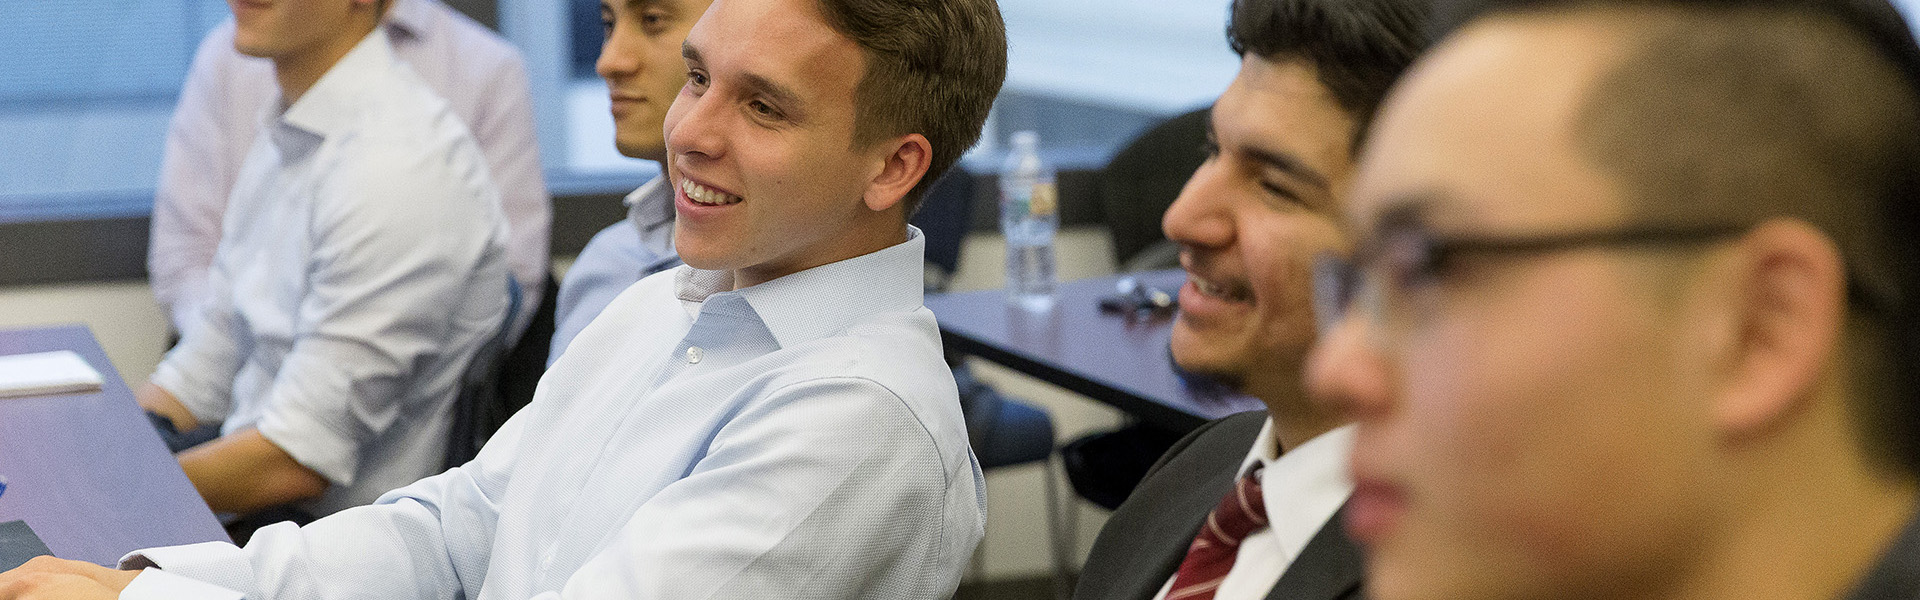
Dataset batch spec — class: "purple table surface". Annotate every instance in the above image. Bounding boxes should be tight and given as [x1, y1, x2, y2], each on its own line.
[926, 270, 1264, 433]
[0, 325, 229, 566]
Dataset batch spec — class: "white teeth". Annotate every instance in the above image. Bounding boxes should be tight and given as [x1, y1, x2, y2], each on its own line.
[1192, 276, 1247, 302]
[682, 180, 742, 206]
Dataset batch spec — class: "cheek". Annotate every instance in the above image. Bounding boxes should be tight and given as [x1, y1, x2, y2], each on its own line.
[1246, 215, 1339, 341]
[1396, 277, 1711, 587]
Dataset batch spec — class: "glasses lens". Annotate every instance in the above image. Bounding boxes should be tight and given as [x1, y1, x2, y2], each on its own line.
[1313, 252, 1353, 335]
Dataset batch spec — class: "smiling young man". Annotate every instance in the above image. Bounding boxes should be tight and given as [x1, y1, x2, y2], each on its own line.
[1072, 0, 1429, 599]
[1307, 0, 1920, 599]
[0, 0, 1005, 598]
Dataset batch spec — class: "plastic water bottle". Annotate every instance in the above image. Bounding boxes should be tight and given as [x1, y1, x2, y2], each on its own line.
[1000, 130, 1058, 310]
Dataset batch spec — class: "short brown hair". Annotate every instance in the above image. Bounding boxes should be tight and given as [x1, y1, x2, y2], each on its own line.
[812, 0, 1008, 214]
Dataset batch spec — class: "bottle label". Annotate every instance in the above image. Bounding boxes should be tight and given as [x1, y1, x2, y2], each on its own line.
[1030, 183, 1057, 217]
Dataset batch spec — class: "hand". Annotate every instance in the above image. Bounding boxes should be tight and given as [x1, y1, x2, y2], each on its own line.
[0, 556, 138, 600]
[136, 382, 198, 433]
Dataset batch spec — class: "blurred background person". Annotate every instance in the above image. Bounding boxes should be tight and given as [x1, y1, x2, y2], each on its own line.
[150, 0, 547, 347]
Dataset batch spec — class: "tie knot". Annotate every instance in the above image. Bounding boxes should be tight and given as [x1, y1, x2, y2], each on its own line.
[1206, 465, 1268, 543]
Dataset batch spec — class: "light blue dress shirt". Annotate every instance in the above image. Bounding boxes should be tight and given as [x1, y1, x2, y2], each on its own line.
[148, 29, 510, 517]
[549, 175, 680, 365]
[125, 227, 987, 599]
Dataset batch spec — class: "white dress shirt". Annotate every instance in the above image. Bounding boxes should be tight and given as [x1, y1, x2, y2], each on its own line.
[123, 227, 986, 600]
[149, 30, 511, 517]
[1151, 422, 1357, 600]
[548, 175, 681, 364]
[150, 0, 549, 336]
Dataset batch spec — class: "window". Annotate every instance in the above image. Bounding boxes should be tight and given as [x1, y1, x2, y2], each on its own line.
[504, 0, 1241, 184]
[0, 0, 229, 222]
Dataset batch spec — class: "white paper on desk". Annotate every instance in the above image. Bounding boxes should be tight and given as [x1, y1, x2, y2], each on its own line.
[0, 350, 104, 398]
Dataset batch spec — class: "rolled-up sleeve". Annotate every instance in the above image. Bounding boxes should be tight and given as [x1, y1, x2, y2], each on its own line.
[150, 256, 248, 427]
[253, 144, 507, 486]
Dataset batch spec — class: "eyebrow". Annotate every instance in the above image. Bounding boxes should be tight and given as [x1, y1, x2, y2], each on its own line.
[682, 42, 809, 121]
[1206, 121, 1332, 192]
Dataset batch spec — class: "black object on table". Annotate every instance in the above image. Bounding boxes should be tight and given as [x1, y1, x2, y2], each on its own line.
[925, 269, 1263, 434]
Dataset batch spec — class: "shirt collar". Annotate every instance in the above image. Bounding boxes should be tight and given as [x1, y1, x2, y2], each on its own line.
[275, 28, 394, 150]
[673, 226, 926, 348]
[383, 0, 432, 41]
[624, 175, 677, 260]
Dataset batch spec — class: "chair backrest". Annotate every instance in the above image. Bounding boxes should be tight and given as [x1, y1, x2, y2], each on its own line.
[910, 169, 977, 292]
[443, 277, 525, 469]
[1098, 107, 1211, 268]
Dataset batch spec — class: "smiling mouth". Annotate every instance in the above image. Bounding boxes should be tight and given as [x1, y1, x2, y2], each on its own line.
[682, 179, 743, 206]
[1189, 274, 1253, 303]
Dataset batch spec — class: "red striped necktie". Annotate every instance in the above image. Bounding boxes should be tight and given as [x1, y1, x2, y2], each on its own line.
[1164, 465, 1268, 600]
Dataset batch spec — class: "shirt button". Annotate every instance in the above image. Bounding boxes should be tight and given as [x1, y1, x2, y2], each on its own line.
[686, 346, 703, 364]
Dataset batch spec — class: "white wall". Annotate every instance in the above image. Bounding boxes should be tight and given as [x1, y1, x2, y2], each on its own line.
[0, 280, 170, 387]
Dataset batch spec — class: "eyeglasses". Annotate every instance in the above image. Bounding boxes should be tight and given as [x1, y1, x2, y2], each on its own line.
[1312, 214, 1751, 339]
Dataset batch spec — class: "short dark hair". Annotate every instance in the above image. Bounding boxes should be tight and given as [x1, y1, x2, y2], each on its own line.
[1226, 0, 1434, 144]
[1442, 0, 1920, 476]
[812, 0, 1008, 214]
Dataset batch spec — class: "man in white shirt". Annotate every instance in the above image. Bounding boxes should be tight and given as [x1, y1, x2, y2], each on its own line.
[0, 0, 1005, 597]
[134, 0, 511, 520]
[1073, 0, 1430, 598]
[150, 0, 548, 339]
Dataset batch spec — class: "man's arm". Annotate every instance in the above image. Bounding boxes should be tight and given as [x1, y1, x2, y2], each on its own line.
[0, 557, 140, 600]
[179, 429, 329, 514]
[113, 407, 534, 600]
[237, 145, 507, 500]
[553, 378, 980, 598]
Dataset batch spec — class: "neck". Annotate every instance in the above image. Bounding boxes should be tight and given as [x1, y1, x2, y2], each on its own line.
[274, 20, 379, 104]
[1257, 370, 1343, 451]
[730, 220, 908, 291]
[1661, 392, 1918, 600]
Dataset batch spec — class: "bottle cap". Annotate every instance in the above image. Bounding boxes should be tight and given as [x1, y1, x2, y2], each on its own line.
[1010, 130, 1040, 151]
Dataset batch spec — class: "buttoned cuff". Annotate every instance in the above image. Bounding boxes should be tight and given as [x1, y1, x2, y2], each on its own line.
[119, 568, 243, 600]
[149, 362, 225, 427]
[257, 404, 359, 486]
[119, 542, 254, 598]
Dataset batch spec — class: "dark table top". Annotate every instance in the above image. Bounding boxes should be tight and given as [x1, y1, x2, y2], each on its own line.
[0, 325, 228, 566]
[926, 270, 1264, 433]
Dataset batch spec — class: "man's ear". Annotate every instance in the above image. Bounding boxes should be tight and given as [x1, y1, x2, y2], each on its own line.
[1713, 219, 1847, 441]
[863, 133, 932, 213]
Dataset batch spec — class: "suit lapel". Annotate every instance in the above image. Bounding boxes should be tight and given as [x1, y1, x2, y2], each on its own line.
[1125, 456, 1245, 596]
[1265, 505, 1365, 600]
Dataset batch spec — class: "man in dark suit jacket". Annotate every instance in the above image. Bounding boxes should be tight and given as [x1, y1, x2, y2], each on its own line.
[1305, 0, 1920, 599]
[1073, 0, 1430, 598]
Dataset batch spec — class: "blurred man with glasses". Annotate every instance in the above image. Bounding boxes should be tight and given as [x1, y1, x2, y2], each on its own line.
[1308, 0, 1920, 598]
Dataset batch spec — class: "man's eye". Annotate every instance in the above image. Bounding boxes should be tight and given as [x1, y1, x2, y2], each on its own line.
[687, 71, 709, 87]
[748, 100, 779, 119]
[641, 11, 668, 30]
